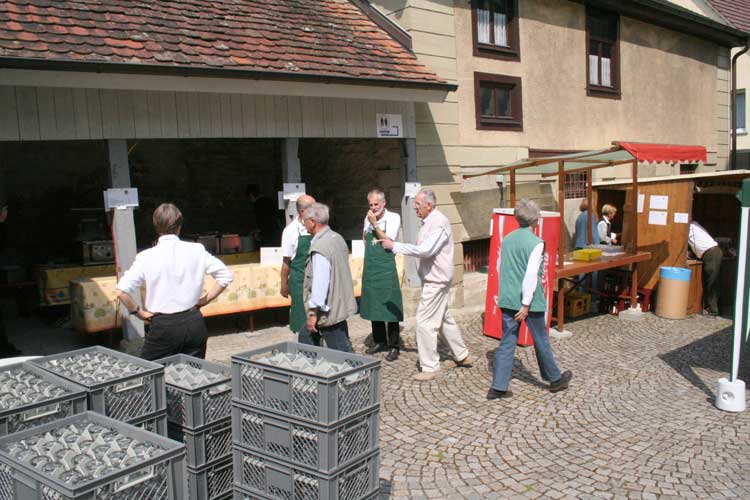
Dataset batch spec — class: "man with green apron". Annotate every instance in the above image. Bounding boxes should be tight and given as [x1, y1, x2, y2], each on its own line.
[280, 194, 316, 333]
[361, 189, 403, 361]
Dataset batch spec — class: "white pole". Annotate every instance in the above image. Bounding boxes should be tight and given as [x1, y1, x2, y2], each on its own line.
[732, 207, 749, 382]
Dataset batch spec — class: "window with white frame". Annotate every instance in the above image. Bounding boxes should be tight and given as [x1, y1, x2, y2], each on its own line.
[737, 89, 746, 132]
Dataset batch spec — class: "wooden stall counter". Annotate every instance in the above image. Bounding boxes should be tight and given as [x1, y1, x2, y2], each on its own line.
[70, 255, 404, 334]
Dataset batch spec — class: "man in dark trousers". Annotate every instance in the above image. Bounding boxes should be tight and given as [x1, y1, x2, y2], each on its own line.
[117, 203, 233, 360]
[688, 220, 722, 316]
[298, 203, 357, 352]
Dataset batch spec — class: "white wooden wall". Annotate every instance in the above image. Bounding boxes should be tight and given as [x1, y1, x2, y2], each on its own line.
[0, 86, 417, 141]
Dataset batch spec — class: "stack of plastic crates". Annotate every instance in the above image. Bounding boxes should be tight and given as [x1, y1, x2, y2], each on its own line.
[0, 411, 185, 500]
[0, 361, 87, 437]
[157, 354, 233, 500]
[30, 346, 167, 435]
[231, 342, 381, 500]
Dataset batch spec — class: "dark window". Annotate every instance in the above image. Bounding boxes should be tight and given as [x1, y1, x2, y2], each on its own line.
[472, 0, 520, 61]
[475, 73, 523, 131]
[737, 89, 746, 131]
[680, 164, 698, 175]
[564, 171, 588, 199]
[586, 8, 620, 99]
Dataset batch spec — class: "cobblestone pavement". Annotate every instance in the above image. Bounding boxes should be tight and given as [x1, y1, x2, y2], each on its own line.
[197, 309, 750, 500]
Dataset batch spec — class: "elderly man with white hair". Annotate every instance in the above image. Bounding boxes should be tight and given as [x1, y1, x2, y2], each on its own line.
[299, 202, 357, 352]
[381, 189, 474, 381]
[487, 198, 572, 400]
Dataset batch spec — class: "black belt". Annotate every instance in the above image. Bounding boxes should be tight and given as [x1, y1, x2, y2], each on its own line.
[151, 306, 198, 318]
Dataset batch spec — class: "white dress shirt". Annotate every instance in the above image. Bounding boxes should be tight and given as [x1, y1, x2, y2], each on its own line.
[688, 221, 718, 258]
[521, 242, 545, 306]
[597, 218, 615, 244]
[308, 252, 331, 311]
[281, 219, 309, 259]
[116, 235, 233, 314]
[363, 209, 401, 240]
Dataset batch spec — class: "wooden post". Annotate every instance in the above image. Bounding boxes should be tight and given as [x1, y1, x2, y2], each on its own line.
[557, 160, 566, 333]
[107, 139, 144, 341]
[586, 168, 593, 245]
[631, 159, 639, 306]
[510, 168, 517, 207]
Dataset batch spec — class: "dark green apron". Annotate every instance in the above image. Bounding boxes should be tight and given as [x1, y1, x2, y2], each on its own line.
[360, 232, 404, 322]
[289, 232, 312, 332]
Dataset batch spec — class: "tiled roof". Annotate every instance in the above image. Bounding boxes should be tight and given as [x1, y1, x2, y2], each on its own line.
[0, 0, 449, 88]
[706, 0, 750, 33]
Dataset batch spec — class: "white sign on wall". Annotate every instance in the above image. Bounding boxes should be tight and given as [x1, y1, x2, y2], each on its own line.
[104, 188, 139, 210]
[376, 114, 403, 138]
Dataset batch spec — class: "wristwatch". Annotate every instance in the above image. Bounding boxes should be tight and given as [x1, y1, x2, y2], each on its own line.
[129, 305, 140, 316]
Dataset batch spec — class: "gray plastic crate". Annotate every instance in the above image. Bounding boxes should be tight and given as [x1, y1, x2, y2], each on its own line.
[232, 342, 380, 427]
[187, 455, 233, 500]
[156, 354, 232, 430]
[232, 403, 378, 473]
[168, 417, 232, 468]
[234, 446, 379, 500]
[0, 361, 87, 437]
[31, 346, 166, 423]
[233, 485, 379, 500]
[0, 411, 185, 500]
[130, 409, 168, 437]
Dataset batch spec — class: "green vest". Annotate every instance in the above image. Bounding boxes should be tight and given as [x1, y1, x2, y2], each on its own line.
[498, 227, 547, 312]
[303, 227, 358, 327]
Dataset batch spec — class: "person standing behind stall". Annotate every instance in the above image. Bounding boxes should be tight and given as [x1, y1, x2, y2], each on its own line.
[116, 203, 233, 360]
[487, 199, 572, 400]
[280, 194, 316, 333]
[597, 204, 618, 245]
[299, 203, 357, 352]
[574, 199, 598, 249]
[688, 220, 722, 317]
[361, 189, 403, 362]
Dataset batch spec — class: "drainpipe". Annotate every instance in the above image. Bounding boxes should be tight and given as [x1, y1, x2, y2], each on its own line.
[731, 39, 750, 170]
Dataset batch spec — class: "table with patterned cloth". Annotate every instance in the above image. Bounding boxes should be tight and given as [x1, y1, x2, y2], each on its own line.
[70, 255, 404, 334]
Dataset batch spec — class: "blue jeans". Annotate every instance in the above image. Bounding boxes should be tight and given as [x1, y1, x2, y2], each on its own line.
[298, 320, 352, 352]
[490, 309, 562, 391]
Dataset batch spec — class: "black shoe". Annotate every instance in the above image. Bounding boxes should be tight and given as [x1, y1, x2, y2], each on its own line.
[486, 388, 513, 400]
[550, 370, 572, 393]
[385, 348, 399, 362]
[365, 343, 386, 355]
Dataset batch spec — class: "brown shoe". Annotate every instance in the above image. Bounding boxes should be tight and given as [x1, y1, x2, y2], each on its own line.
[413, 371, 438, 382]
[454, 354, 476, 368]
[486, 388, 513, 400]
[549, 370, 572, 393]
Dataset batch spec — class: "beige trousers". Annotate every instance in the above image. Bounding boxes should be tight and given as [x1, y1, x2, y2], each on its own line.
[416, 284, 469, 372]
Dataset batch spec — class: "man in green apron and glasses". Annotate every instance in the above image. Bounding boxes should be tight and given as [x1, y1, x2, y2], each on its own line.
[280, 194, 316, 333]
[361, 189, 403, 361]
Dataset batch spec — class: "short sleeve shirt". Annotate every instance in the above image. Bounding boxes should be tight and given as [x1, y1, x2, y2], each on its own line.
[281, 219, 309, 259]
[362, 209, 401, 241]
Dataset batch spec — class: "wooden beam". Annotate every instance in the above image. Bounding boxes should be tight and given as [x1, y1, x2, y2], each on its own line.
[587, 169, 593, 245]
[631, 158, 639, 307]
[558, 160, 565, 268]
[510, 169, 517, 207]
[540, 159, 635, 178]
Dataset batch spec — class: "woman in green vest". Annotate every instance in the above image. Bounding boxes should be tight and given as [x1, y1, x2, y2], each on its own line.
[360, 189, 404, 361]
[487, 198, 572, 400]
[280, 195, 316, 333]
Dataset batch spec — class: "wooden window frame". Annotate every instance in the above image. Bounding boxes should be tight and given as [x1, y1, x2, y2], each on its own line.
[474, 72, 523, 131]
[586, 7, 621, 100]
[471, 0, 520, 62]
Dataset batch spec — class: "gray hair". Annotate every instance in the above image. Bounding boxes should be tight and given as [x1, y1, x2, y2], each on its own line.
[514, 198, 540, 227]
[303, 203, 330, 225]
[418, 189, 437, 206]
[367, 189, 386, 202]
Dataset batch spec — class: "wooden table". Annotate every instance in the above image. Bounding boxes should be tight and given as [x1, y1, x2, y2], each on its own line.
[555, 251, 652, 332]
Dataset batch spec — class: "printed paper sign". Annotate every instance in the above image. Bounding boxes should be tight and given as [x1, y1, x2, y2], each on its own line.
[648, 210, 668, 226]
[376, 114, 403, 138]
[637, 193, 645, 213]
[404, 182, 421, 198]
[282, 183, 306, 201]
[674, 212, 689, 224]
[649, 195, 669, 211]
[352, 240, 365, 258]
[260, 247, 283, 266]
[104, 188, 139, 210]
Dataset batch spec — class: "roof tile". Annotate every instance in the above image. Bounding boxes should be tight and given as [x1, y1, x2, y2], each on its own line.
[0, 0, 446, 86]
[706, 0, 750, 33]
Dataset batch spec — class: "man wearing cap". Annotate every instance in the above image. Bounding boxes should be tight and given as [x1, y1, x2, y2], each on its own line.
[280, 194, 316, 333]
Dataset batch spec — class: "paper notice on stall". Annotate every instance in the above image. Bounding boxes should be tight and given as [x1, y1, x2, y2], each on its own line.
[649, 195, 669, 211]
[648, 210, 668, 226]
[260, 247, 283, 266]
[637, 193, 645, 213]
[283, 183, 306, 201]
[674, 212, 689, 224]
[352, 240, 365, 258]
[405, 182, 421, 198]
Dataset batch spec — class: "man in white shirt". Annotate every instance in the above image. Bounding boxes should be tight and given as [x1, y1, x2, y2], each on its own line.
[361, 189, 403, 362]
[381, 189, 474, 381]
[117, 203, 233, 360]
[280, 194, 316, 333]
[688, 220, 722, 316]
